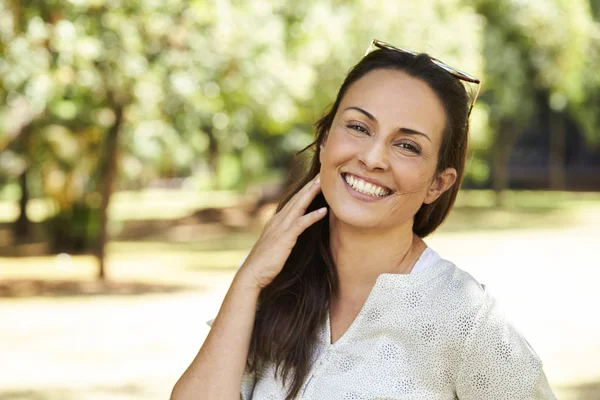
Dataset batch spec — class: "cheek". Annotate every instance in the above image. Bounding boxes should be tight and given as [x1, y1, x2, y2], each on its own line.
[390, 159, 432, 189]
[321, 130, 357, 165]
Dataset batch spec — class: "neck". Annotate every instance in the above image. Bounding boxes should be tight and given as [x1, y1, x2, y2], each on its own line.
[328, 214, 426, 293]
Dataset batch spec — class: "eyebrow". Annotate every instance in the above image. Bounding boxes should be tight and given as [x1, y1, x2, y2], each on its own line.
[344, 106, 432, 142]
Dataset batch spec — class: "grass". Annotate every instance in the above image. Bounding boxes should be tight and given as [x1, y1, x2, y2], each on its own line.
[0, 231, 257, 296]
[0, 189, 244, 223]
[2, 188, 600, 225]
[1, 188, 600, 286]
[1, 190, 599, 289]
[455, 189, 600, 208]
[440, 190, 600, 232]
[108, 189, 244, 221]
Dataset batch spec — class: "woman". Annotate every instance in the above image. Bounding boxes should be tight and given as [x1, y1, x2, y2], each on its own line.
[172, 41, 556, 399]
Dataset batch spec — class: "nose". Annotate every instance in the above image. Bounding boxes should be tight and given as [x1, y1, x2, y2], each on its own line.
[358, 140, 388, 171]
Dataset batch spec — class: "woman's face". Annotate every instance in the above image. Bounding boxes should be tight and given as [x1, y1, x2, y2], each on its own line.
[319, 68, 457, 232]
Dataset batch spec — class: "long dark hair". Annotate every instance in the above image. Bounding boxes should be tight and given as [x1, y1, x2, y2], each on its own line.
[247, 48, 471, 399]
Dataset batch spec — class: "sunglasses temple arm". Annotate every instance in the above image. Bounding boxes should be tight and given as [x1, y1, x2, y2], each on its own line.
[468, 83, 481, 116]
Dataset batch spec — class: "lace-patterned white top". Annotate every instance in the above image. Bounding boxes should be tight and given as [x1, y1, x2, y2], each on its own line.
[237, 249, 556, 399]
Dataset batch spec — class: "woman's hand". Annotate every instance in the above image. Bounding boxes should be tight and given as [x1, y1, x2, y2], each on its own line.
[171, 177, 326, 399]
[240, 174, 327, 290]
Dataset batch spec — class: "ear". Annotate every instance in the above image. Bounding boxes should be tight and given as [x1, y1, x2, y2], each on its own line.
[423, 167, 457, 204]
[319, 132, 329, 156]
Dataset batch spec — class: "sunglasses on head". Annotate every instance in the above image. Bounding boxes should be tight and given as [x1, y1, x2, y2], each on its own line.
[365, 39, 481, 116]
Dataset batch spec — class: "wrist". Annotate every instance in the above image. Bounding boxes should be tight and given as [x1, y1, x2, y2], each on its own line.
[233, 266, 263, 296]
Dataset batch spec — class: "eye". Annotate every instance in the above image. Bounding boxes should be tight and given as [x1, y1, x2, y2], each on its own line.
[347, 123, 370, 135]
[395, 142, 422, 154]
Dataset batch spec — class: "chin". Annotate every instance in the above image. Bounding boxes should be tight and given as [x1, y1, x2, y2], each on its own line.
[332, 212, 383, 230]
[325, 199, 390, 230]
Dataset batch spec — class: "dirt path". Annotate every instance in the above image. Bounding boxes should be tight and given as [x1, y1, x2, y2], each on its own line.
[0, 272, 233, 400]
[1, 226, 599, 399]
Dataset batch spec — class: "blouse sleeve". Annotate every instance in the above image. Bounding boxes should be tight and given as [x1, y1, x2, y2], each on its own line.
[205, 319, 257, 400]
[455, 294, 556, 399]
[240, 369, 256, 400]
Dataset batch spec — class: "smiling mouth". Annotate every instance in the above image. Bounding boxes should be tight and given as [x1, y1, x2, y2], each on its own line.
[342, 173, 393, 197]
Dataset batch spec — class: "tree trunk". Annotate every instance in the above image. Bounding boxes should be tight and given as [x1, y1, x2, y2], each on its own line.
[491, 119, 516, 207]
[13, 122, 32, 241]
[206, 126, 219, 189]
[14, 168, 31, 240]
[95, 103, 123, 281]
[549, 111, 566, 191]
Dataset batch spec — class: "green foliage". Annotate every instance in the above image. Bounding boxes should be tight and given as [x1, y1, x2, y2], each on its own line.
[466, 0, 600, 186]
[43, 200, 100, 253]
[0, 0, 599, 246]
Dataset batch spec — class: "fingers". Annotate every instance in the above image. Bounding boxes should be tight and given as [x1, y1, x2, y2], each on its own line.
[288, 206, 328, 236]
[276, 174, 320, 216]
[280, 175, 323, 226]
[244, 176, 327, 289]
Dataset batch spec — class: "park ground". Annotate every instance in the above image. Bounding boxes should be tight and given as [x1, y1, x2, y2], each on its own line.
[0, 190, 599, 400]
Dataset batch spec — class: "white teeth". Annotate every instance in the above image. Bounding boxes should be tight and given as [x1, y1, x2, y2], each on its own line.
[343, 174, 390, 197]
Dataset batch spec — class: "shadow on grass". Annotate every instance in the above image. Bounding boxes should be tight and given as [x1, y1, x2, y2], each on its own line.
[439, 205, 575, 233]
[0, 383, 146, 400]
[0, 279, 196, 298]
[110, 230, 258, 253]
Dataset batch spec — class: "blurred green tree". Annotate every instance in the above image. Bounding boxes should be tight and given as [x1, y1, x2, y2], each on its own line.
[0, 0, 598, 279]
[474, 0, 598, 203]
[0, 0, 215, 276]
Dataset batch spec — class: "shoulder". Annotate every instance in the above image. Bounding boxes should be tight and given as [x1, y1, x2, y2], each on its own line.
[425, 260, 520, 345]
[441, 263, 556, 398]
[426, 259, 491, 312]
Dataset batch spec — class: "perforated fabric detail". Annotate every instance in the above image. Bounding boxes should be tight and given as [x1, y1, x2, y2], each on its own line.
[242, 259, 556, 399]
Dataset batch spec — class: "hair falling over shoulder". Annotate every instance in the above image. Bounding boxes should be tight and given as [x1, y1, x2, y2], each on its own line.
[247, 146, 337, 399]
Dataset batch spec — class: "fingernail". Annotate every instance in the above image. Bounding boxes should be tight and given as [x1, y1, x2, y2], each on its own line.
[318, 207, 327, 214]
[314, 177, 320, 185]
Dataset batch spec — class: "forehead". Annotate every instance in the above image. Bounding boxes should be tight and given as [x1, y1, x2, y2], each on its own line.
[339, 69, 447, 138]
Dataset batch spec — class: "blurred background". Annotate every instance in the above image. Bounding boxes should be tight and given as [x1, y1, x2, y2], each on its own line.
[0, 0, 599, 399]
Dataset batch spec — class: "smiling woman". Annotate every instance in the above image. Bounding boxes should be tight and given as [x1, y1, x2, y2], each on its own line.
[171, 42, 556, 400]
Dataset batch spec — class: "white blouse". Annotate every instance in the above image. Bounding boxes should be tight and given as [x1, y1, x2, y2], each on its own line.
[239, 251, 556, 399]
